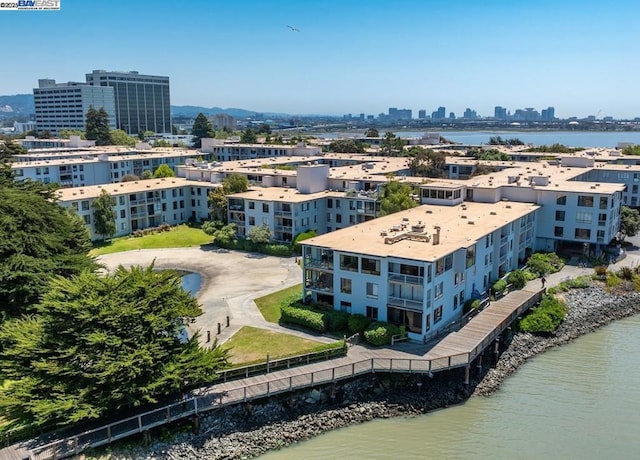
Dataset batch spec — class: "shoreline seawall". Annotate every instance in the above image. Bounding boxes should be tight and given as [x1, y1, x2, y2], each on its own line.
[94, 286, 640, 460]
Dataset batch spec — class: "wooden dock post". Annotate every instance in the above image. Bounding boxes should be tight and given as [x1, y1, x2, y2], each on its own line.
[464, 365, 470, 385]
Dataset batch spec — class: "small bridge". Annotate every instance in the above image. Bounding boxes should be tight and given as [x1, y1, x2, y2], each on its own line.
[4, 286, 545, 460]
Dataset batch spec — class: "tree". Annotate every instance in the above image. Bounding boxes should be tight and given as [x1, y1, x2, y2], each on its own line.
[620, 206, 640, 238]
[191, 113, 214, 148]
[59, 129, 86, 140]
[0, 138, 26, 160]
[257, 124, 272, 135]
[240, 128, 258, 144]
[153, 164, 175, 178]
[110, 129, 137, 147]
[0, 265, 230, 430]
[407, 147, 447, 177]
[364, 128, 379, 137]
[92, 189, 116, 241]
[85, 107, 112, 146]
[380, 132, 405, 156]
[327, 139, 365, 153]
[248, 224, 272, 244]
[141, 170, 153, 180]
[203, 223, 237, 246]
[153, 139, 172, 148]
[208, 174, 249, 222]
[121, 174, 140, 182]
[379, 180, 418, 216]
[0, 184, 95, 319]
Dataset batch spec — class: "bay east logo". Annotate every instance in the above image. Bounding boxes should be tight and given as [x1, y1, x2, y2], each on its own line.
[0, 0, 60, 10]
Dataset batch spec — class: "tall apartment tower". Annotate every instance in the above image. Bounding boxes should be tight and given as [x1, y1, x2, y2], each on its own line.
[33, 79, 116, 135]
[494, 106, 508, 120]
[85, 70, 171, 135]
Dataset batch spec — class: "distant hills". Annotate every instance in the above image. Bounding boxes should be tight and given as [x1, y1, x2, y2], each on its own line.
[0, 94, 35, 118]
[170, 105, 290, 119]
[0, 94, 289, 120]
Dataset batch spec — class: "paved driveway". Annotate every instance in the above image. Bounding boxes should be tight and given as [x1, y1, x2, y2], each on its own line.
[97, 247, 317, 345]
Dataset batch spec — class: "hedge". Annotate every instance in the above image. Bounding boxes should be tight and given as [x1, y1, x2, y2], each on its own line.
[492, 279, 507, 293]
[363, 321, 401, 346]
[463, 299, 481, 314]
[325, 310, 349, 332]
[280, 304, 326, 332]
[507, 269, 527, 289]
[348, 314, 371, 335]
[527, 252, 564, 276]
[519, 295, 567, 333]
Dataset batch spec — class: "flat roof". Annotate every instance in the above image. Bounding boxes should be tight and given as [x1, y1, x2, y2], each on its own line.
[303, 201, 539, 261]
[57, 177, 217, 201]
[229, 187, 349, 203]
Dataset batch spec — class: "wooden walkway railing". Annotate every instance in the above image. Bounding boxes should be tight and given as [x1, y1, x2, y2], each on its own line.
[15, 287, 545, 460]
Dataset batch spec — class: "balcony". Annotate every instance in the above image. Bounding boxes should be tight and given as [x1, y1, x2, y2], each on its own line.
[305, 259, 334, 271]
[388, 273, 424, 285]
[387, 296, 423, 312]
[305, 281, 334, 293]
[274, 209, 292, 217]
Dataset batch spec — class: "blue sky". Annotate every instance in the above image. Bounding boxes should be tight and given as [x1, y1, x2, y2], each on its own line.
[1, 0, 639, 118]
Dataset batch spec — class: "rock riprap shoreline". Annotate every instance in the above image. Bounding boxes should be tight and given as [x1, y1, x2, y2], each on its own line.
[93, 286, 640, 460]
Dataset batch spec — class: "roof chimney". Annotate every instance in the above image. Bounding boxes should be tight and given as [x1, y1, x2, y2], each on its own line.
[433, 225, 441, 245]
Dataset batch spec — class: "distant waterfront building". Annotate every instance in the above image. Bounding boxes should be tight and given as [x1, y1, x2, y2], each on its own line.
[85, 70, 171, 135]
[418, 109, 427, 119]
[33, 79, 116, 135]
[388, 108, 412, 121]
[432, 106, 446, 120]
[494, 106, 507, 120]
[541, 107, 555, 121]
[209, 113, 236, 131]
[463, 108, 477, 120]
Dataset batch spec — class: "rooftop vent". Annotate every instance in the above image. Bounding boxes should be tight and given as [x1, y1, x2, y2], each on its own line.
[490, 211, 497, 215]
[505, 205, 512, 209]
[468, 221, 475, 225]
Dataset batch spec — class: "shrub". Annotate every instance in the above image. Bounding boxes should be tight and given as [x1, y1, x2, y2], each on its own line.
[618, 266, 634, 281]
[527, 252, 564, 276]
[594, 265, 608, 279]
[492, 279, 508, 293]
[280, 304, 326, 332]
[463, 299, 481, 314]
[605, 273, 621, 289]
[348, 314, 371, 335]
[522, 269, 538, 281]
[507, 270, 527, 289]
[363, 322, 401, 346]
[262, 244, 292, 257]
[324, 310, 349, 332]
[519, 295, 567, 334]
[548, 275, 592, 294]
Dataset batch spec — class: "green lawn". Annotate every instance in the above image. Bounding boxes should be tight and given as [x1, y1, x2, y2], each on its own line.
[223, 326, 337, 364]
[254, 284, 302, 323]
[90, 224, 212, 256]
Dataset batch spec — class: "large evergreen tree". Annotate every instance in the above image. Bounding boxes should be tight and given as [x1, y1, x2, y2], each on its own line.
[207, 173, 249, 222]
[0, 265, 229, 429]
[85, 107, 112, 146]
[0, 184, 95, 319]
[191, 113, 214, 148]
[92, 189, 116, 241]
[153, 163, 176, 178]
[379, 180, 418, 216]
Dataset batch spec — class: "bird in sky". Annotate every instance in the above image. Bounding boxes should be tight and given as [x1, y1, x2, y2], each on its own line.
[287, 25, 300, 32]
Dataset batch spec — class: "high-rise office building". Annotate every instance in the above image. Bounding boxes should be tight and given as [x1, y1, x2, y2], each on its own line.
[418, 109, 427, 119]
[494, 106, 507, 120]
[33, 79, 116, 135]
[541, 106, 555, 121]
[86, 70, 171, 135]
[432, 106, 446, 120]
[463, 108, 477, 119]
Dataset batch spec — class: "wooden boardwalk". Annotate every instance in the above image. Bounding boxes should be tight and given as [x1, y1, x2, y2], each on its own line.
[3, 286, 545, 460]
[426, 286, 544, 363]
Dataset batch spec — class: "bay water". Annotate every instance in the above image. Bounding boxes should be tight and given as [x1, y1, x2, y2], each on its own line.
[261, 316, 640, 459]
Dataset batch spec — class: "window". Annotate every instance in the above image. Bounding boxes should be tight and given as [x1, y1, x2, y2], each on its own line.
[120, 209, 126, 218]
[249, 216, 255, 225]
[340, 254, 358, 272]
[81, 201, 90, 211]
[340, 301, 352, 313]
[336, 214, 342, 224]
[361, 257, 380, 275]
[262, 203, 269, 213]
[434, 306, 443, 323]
[249, 201, 255, 210]
[435, 254, 453, 275]
[83, 214, 90, 224]
[327, 199, 333, 209]
[598, 213, 607, 226]
[574, 228, 591, 240]
[119, 196, 125, 205]
[577, 195, 594, 207]
[366, 306, 378, 321]
[554, 226, 564, 237]
[599, 197, 608, 209]
[597, 230, 605, 242]
[555, 210, 565, 221]
[466, 244, 476, 268]
[340, 278, 352, 294]
[454, 272, 465, 285]
[556, 194, 567, 205]
[387, 306, 422, 333]
[453, 295, 458, 310]
[434, 282, 444, 299]
[366, 282, 378, 299]
[576, 212, 592, 224]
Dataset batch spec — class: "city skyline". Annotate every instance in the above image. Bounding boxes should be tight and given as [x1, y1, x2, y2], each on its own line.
[1, 0, 639, 118]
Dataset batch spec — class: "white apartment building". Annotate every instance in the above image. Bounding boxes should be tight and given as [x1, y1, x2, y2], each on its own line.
[57, 178, 216, 240]
[301, 202, 539, 343]
[34, 79, 116, 135]
[12, 149, 212, 188]
[201, 139, 322, 161]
